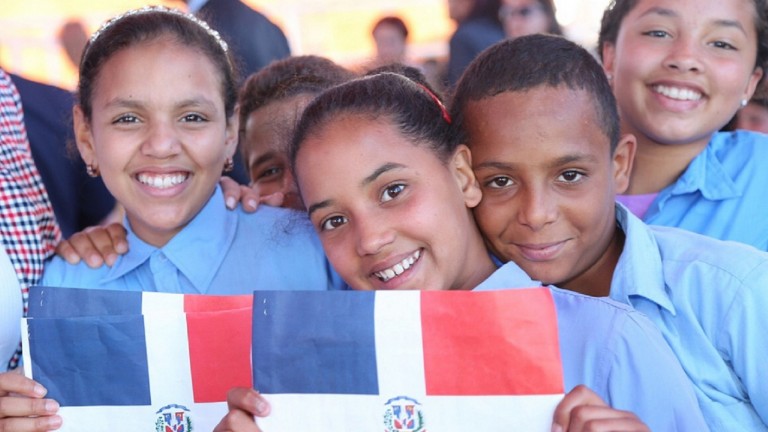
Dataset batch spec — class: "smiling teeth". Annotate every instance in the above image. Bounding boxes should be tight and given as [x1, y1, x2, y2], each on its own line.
[137, 173, 188, 189]
[374, 250, 421, 282]
[653, 85, 702, 101]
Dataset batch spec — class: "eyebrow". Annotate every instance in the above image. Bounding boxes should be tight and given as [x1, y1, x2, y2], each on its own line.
[474, 153, 599, 171]
[306, 162, 406, 218]
[307, 199, 332, 218]
[362, 162, 406, 186]
[103, 96, 218, 111]
[639, 6, 747, 35]
[250, 151, 278, 169]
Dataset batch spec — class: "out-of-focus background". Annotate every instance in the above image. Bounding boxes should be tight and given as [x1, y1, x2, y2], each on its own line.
[0, 0, 610, 90]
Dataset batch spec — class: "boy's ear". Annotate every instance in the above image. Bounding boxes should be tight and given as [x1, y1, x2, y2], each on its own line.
[743, 67, 764, 103]
[73, 105, 97, 169]
[601, 42, 616, 84]
[452, 144, 483, 208]
[612, 133, 636, 195]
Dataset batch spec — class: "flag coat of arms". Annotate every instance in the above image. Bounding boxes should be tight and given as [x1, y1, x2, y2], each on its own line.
[23, 286, 564, 431]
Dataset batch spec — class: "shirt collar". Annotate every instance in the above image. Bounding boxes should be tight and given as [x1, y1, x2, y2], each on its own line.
[474, 258, 541, 291]
[612, 203, 676, 314]
[101, 186, 236, 291]
[667, 138, 741, 200]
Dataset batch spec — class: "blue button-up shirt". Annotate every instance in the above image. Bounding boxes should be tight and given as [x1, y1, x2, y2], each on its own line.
[642, 130, 768, 250]
[612, 203, 768, 430]
[475, 261, 708, 432]
[42, 187, 347, 293]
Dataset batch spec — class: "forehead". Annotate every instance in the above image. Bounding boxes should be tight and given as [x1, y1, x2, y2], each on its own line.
[94, 37, 222, 98]
[625, 0, 758, 28]
[245, 95, 312, 153]
[464, 86, 610, 155]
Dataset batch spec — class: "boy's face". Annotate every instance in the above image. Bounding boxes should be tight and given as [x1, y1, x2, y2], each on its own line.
[465, 85, 634, 288]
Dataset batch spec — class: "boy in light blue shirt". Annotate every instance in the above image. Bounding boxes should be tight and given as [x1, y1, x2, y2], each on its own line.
[452, 34, 768, 430]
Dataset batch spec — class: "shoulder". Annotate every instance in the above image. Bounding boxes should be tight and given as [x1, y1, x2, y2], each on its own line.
[708, 130, 768, 168]
[41, 256, 110, 288]
[451, 19, 504, 46]
[651, 225, 768, 282]
[549, 287, 668, 350]
[233, 205, 320, 248]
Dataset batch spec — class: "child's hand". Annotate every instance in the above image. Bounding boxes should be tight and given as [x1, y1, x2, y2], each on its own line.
[213, 387, 270, 432]
[552, 385, 649, 432]
[0, 371, 62, 431]
[221, 176, 285, 213]
[55, 223, 128, 268]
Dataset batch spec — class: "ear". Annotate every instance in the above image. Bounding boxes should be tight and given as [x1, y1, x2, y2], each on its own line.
[601, 42, 616, 84]
[224, 105, 240, 161]
[612, 133, 636, 195]
[73, 105, 97, 167]
[451, 144, 483, 208]
[742, 67, 764, 102]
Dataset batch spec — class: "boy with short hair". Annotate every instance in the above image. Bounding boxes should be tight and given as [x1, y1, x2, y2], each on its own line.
[452, 34, 768, 430]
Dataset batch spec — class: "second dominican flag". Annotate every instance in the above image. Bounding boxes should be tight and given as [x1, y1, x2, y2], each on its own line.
[252, 289, 564, 431]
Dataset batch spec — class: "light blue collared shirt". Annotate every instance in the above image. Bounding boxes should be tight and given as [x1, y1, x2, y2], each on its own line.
[640, 130, 768, 250]
[612, 203, 768, 430]
[475, 261, 708, 432]
[42, 187, 347, 294]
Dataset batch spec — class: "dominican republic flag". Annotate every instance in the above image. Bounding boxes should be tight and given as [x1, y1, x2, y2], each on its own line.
[23, 287, 253, 432]
[252, 289, 564, 431]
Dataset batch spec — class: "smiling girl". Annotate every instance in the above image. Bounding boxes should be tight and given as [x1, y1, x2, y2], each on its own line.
[41, 7, 344, 294]
[599, 0, 768, 250]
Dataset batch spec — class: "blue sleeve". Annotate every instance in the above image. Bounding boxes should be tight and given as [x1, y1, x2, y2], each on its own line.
[605, 311, 709, 432]
[718, 260, 768, 425]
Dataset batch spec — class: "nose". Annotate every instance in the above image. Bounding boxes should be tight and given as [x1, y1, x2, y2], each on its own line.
[141, 120, 181, 158]
[354, 211, 395, 256]
[663, 35, 703, 73]
[516, 186, 557, 231]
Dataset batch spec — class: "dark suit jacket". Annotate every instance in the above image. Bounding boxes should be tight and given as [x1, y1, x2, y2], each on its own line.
[198, 0, 291, 78]
[10, 74, 115, 238]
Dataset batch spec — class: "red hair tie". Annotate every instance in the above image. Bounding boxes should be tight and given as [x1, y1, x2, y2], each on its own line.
[417, 83, 452, 124]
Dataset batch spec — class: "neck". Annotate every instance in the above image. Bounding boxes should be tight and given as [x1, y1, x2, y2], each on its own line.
[625, 133, 709, 195]
[458, 218, 499, 291]
[559, 226, 625, 297]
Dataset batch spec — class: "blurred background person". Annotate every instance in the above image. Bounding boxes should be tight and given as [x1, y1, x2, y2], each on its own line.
[498, 0, 562, 39]
[734, 97, 768, 134]
[57, 18, 88, 70]
[445, 0, 504, 88]
[371, 15, 410, 67]
[184, 0, 290, 78]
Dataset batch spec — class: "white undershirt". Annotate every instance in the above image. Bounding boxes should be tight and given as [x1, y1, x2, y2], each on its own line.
[0, 247, 22, 372]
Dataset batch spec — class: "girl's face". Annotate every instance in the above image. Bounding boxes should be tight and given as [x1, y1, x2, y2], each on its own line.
[295, 114, 493, 291]
[74, 38, 238, 247]
[243, 95, 309, 210]
[602, 0, 763, 148]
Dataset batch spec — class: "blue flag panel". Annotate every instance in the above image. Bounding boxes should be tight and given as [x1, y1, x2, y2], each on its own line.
[252, 291, 379, 395]
[27, 315, 151, 406]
